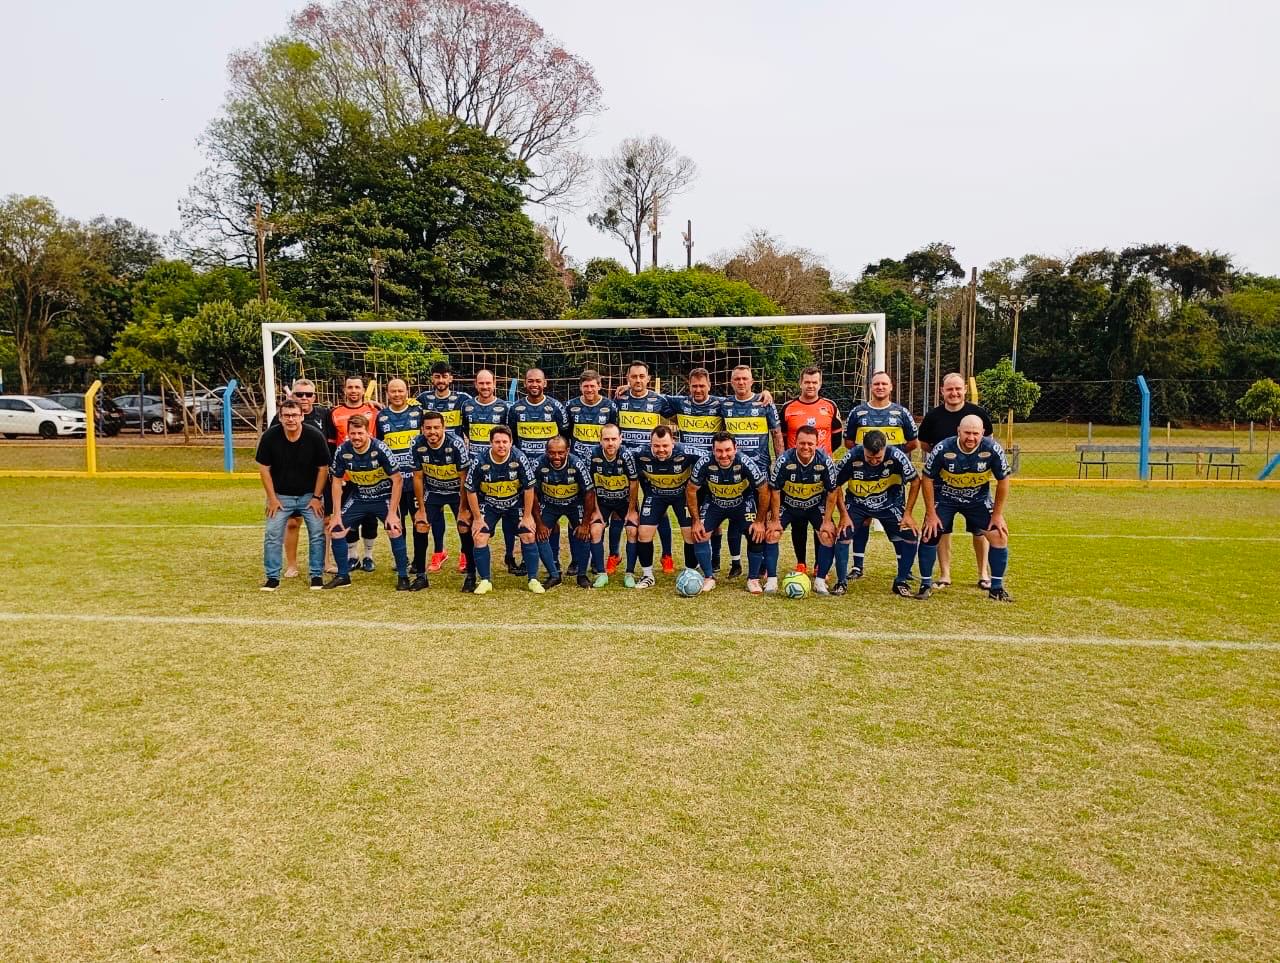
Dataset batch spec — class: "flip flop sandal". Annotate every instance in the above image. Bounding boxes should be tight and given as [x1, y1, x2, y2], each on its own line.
[978, 579, 992, 590]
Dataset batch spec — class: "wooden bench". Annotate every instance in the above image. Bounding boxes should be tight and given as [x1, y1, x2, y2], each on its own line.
[1076, 444, 1242, 479]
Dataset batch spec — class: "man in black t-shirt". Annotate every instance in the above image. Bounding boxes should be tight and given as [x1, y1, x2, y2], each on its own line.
[271, 378, 338, 576]
[255, 398, 331, 591]
[918, 372, 994, 588]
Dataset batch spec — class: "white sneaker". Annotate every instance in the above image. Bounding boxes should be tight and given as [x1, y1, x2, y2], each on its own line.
[527, 578, 545, 594]
[764, 577, 778, 594]
[473, 579, 493, 595]
[813, 577, 829, 596]
[635, 574, 655, 589]
[700, 577, 716, 593]
[746, 578, 763, 595]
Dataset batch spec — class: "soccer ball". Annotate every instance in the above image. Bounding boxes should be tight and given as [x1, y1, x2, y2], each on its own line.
[676, 568, 705, 597]
[781, 572, 811, 599]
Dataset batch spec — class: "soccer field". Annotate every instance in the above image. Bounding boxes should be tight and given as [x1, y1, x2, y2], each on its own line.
[2, 479, 1278, 960]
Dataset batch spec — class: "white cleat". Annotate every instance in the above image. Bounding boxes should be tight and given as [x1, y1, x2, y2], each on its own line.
[700, 577, 716, 593]
[763, 577, 778, 594]
[746, 578, 763, 595]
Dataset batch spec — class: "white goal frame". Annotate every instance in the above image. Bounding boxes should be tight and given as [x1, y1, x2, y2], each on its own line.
[260, 314, 886, 422]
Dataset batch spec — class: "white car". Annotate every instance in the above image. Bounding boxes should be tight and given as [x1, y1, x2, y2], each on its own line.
[0, 395, 88, 438]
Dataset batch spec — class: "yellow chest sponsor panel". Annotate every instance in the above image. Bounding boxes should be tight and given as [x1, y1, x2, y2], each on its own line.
[941, 469, 993, 488]
[725, 416, 768, 434]
[481, 479, 521, 498]
[517, 421, 558, 439]
[619, 411, 661, 430]
[678, 414, 723, 432]
[423, 463, 460, 481]
[347, 468, 388, 486]
[595, 472, 630, 492]
[540, 482, 581, 499]
[645, 470, 691, 490]
[783, 480, 826, 500]
[708, 479, 749, 499]
[381, 429, 418, 452]
[574, 423, 603, 442]
[854, 425, 906, 444]
[845, 476, 895, 498]
[468, 422, 496, 442]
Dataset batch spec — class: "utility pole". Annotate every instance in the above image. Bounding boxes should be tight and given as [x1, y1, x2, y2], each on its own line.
[682, 219, 693, 269]
[922, 307, 932, 416]
[998, 292, 1038, 372]
[649, 195, 660, 270]
[369, 250, 386, 316]
[252, 203, 275, 303]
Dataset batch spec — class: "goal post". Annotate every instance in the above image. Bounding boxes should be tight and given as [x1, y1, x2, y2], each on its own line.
[261, 314, 886, 422]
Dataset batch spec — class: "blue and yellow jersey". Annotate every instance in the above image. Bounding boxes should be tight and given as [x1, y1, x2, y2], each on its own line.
[416, 389, 472, 431]
[690, 452, 766, 511]
[410, 432, 470, 500]
[533, 454, 592, 509]
[669, 396, 725, 457]
[508, 395, 567, 458]
[635, 443, 697, 498]
[769, 448, 838, 512]
[331, 439, 398, 501]
[722, 395, 780, 470]
[847, 401, 918, 448]
[924, 436, 1011, 507]
[616, 390, 676, 451]
[835, 445, 917, 513]
[565, 396, 617, 460]
[374, 404, 423, 475]
[459, 397, 511, 456]
[464, 450, 534, 513]
[588, 446, 638, 503]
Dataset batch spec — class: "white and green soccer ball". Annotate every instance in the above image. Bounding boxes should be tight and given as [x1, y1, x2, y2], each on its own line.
[781, 572, 811, 599]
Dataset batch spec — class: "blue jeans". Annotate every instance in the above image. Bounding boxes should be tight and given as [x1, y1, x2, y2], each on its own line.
[264, 494, 326, 578]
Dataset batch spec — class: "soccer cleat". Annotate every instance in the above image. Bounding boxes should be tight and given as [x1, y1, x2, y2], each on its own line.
[460, 574, 477, 593]
[592, 572, 609, 589]
[763, 576, 779, 594]
[746, 578, 763, 595]
[428, 551, 448, 574]
[361, 556, 375, 573]
[457, 553, 468, 574]
[605, 554, 621, 575]
[576, 573, 593, 589]
[988, 587, 1014, 603]
[310, 575, 324, 590]
[283, 566, 299, 579]
[831, 581, 848, 596]
[527, 578, 545, 594]
[566, 561, 579, 577]
[544, 574, 563, 590]
[661, 555, 675, 575]
[813, 578, 830, 596]
[623, 573, 636, 589]
[892, 581, 914, 598]
[410, 574, 429, 592]
[507, 558, 527, 577]
[473, 578, 493, 595]
[396, 576, 413, 592]
[794, 563, 807, 576]
[915, 584, 933, 600]
[700, 577, 717, 593]
[322, 574, 352, 590]
[849, 567, 864, 581]
[728, 560, 743, 579]
[260, 577, 280, 592]
[635, 574, 656, 589]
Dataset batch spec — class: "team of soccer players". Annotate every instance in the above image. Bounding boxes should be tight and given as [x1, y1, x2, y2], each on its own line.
[260, 361, 1015, 601]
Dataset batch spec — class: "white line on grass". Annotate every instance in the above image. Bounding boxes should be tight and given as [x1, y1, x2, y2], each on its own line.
[1, 611, 1275, 653]
[9, 523, 1280, 542]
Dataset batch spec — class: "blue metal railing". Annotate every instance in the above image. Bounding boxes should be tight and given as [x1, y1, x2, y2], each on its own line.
[1136, 375, 1151, 481]
[221, 380, 238, 474]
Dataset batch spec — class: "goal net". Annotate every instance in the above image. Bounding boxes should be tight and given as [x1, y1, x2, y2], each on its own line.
[261, 315, 886, 419]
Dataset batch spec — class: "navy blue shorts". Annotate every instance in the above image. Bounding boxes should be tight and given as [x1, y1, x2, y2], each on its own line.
[479, 505, 532, 537]
[840, 507, 906, 541]
[936, 501, 992, 535]
[338, 498, 394, 535]
[596, 497, 630, 523]
[639, 493, 690, 527]
[702, 498, 754, 532]
[540, 504, 585, 532]
[779, 505, 825, 530]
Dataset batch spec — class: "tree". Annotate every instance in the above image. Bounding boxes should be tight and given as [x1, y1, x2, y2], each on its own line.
[975, 358, 1041, 420]
[588, 136, 697, 274]
[718, 231, 847, 315]
[573, 268, 777, 320]
[863, 242, 963, 299]
[0, 195, 92, 392]
[180, 299, 291, 407]
[1239, 378, 1280, 458]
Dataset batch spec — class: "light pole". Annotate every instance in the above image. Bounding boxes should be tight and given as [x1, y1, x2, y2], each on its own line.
[997, 292, 1038, 372]
[369, 251, 386, 316]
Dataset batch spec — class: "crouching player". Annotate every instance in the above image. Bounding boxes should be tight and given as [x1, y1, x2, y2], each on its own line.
[533, 436, 597, 589]
[628, 425, 698, 589]
[834, 429, 922, 597]
[409, 410, 472, 592]
[685, 432, 771, 593]
[765, 425, 839, 594]
[587, 424, 638, 588]
[324, 414, 409, 590]
[464, 425, 538, 595]
[919, 414, 1014, 601]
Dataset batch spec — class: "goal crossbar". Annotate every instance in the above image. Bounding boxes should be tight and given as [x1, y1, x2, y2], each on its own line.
[261, 314, 886, 421]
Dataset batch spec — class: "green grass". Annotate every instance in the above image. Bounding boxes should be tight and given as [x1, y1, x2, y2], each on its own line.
[2, 479, 1278, 960]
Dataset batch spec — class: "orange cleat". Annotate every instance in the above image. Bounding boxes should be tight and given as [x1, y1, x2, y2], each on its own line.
[605, 554, 620, 575]
[457, 553, 468, 574]
[661, 555, 675, 575]
[428, 551, 448, 573]
[794, 563, 808, 575]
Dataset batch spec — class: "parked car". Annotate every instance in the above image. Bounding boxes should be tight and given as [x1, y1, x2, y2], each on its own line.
[45, 392, 126, 437]
[111, 394, 184, 434]
[181, 387, 260, 430]
[0, 395, 87, 438]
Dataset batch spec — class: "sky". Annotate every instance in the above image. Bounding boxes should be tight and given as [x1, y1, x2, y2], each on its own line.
[3, 0, 1278, 279]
